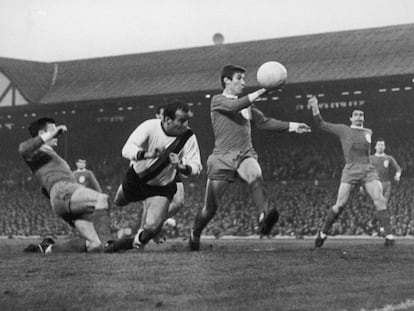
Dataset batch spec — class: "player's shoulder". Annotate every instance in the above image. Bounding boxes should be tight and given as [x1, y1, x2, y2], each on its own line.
[363, 127, 372, 134]
[211, 94, 228, 103]
[212, 93, 224, 100]
[140, 118, 161, 129]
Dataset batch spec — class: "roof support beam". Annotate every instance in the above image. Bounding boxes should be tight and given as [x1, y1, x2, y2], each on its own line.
[0, 82, 12, 104]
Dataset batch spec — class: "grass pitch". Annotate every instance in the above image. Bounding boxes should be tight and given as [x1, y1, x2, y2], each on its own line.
[0, 237, 413, 311]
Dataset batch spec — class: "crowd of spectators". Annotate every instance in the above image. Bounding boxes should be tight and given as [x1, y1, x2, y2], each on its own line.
[1, 136, 413, 238]
[1, 98, 414, 238]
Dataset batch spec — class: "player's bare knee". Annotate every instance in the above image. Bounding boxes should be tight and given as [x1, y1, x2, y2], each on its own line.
[332, 205, 343, 214]
[248, 177, 263, 189]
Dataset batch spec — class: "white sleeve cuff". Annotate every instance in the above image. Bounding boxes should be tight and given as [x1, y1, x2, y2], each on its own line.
[40, 132, 54, 142]
[288, 122, 300, 132]
[395, 171, 402, 178]
[248, 91, 260, 103]
[122, 145, 142, 161]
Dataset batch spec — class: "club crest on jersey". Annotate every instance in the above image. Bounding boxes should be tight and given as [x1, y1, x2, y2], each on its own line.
[365, 133, 371, 143]
[79, 176, 86, 183]
[383, 160, 389, 168]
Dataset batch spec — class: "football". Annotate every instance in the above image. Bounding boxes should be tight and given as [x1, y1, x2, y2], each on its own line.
[257, 61, 287, 89]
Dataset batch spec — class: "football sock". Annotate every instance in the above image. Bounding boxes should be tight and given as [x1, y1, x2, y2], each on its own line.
[322, 209, 340, 235]
[113, 237, 134, 251]
[93, 209, 112, 244]
[375, 209, 392, 236]
[192, 208, 215, 237]
[249, 180, 269, 213]
[138, 228, 154, 245]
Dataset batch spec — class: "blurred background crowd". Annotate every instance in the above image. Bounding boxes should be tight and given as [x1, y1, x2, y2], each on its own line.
[1, 127, 413, 238]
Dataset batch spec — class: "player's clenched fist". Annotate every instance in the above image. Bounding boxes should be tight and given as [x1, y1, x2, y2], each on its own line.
[308, 96, 318, 108]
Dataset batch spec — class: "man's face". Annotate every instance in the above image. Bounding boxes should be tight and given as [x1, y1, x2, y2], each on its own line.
[350, 110, 364, 126]
[375, 141, 385, 153]
[40, 123, 58, 147]
[163, 109, 190, 136]
[225, 72, 246, 95]
[76, 160, 86, 169]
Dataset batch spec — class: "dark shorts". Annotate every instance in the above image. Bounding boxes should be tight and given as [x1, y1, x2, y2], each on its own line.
[49, 181, 95, 227]
[207, 149, 258, 182]
[122, 166, 177, 202]
[340, 163, 379, 185]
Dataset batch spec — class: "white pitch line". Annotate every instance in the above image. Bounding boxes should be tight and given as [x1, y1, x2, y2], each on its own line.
[361, 299, 414, 311]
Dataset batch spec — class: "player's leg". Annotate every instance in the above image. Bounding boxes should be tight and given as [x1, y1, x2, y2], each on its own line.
[24, 237, 88, 254]
[104, 196, 170, 253]
[70, 186, 112, 249]
[190, 178, 229, 250]
[237, 158, 277, 235]
[46, 183, 108, 252]
[167, 182, 184, 218]
[72, 219, 102, 251]
[27, 221, 103, 254]
[140, 201, 148, 229]
[316, 182, 353, 247]
[382, 181, 391, 205]
[369, 181, 388, 231]
[151, 183, 184, 243]
[137, 196, 170, 245]
[237, 158, 266, 209]
[364, 180, 394, 244]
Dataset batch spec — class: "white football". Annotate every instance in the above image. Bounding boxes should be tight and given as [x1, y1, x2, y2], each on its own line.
[257, 61, 287, 89]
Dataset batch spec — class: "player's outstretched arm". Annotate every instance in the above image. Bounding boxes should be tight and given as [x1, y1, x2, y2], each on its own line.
[18, 125, 67, 158]
[251, 106, 310, 133]
[390, 156, 402, 182]
[308, 96, 346, 136]
[308, 96, 320, 116]
[212, 88, 267, 113]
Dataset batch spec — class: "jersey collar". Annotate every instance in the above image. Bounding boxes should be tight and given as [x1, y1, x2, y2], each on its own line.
[222, 92, 238, 99]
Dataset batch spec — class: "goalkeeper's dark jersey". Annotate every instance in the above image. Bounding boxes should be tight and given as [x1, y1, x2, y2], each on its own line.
[19, 136, 76, 194]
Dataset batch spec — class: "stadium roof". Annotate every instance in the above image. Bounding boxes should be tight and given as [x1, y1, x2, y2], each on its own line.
[1, 23, 413, 105]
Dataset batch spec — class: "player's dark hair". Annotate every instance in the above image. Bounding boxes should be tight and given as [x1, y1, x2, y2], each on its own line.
[376, 138, 385, 143]
[220, 64, 246, 89]
[163, 101, 190, 120]
[28, 117, 56, 137]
